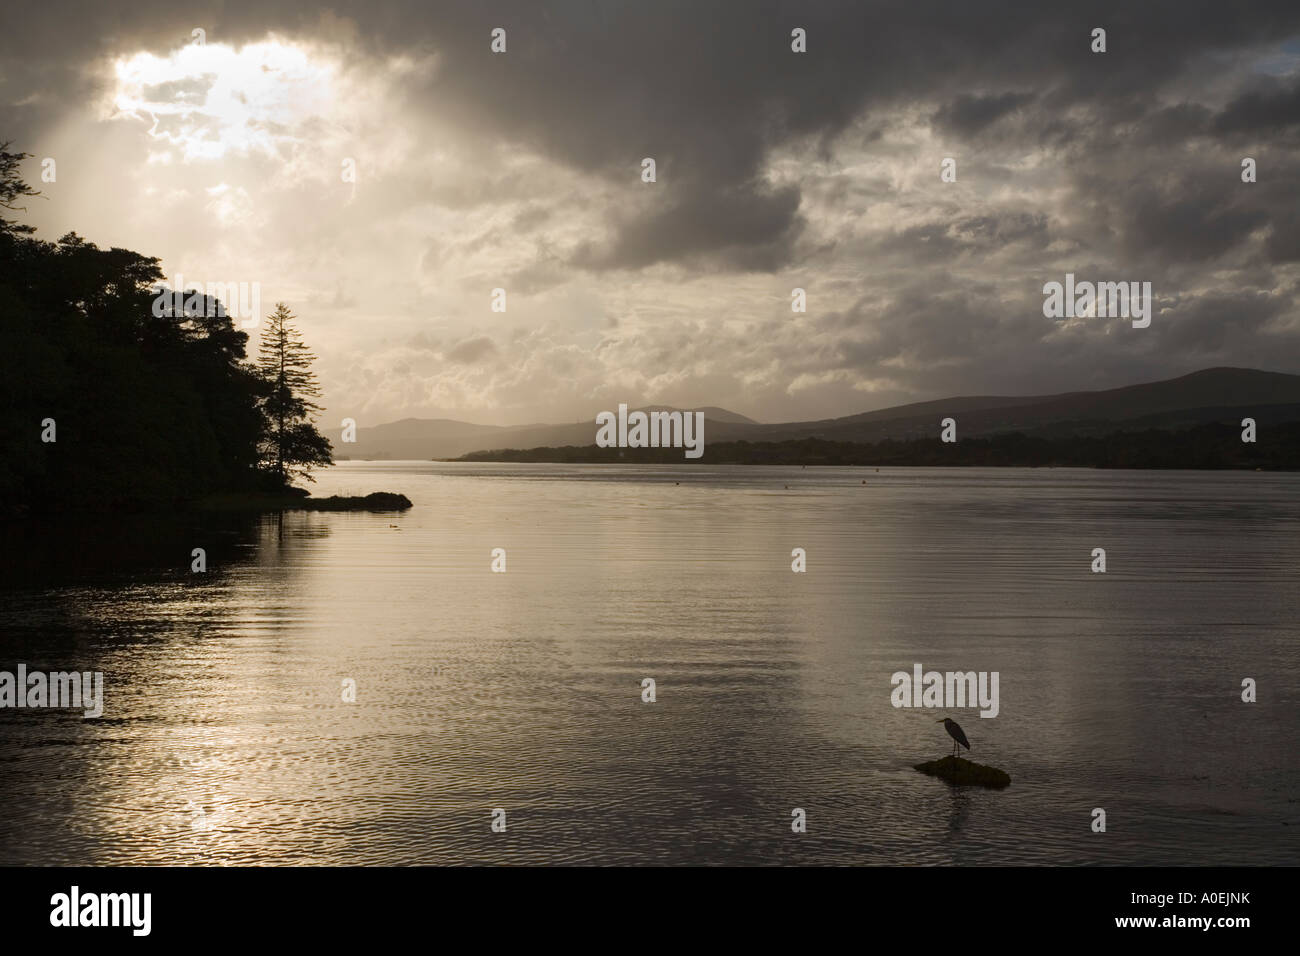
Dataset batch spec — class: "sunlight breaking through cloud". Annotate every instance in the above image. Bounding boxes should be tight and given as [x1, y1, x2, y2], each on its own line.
[109, 38, 337, 161]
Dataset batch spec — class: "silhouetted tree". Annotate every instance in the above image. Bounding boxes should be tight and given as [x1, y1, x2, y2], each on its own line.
[0, 139, 268, 514]
[0, 142, 39, 236]
[256, 303, 333, 487]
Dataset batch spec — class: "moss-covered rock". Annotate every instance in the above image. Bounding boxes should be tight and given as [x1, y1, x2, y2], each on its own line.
[914, 755, 1011, 789]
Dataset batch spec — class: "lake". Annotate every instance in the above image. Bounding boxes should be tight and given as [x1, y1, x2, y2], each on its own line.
[1, 463, 1296, 865]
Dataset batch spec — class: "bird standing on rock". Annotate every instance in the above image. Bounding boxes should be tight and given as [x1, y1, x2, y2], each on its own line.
[938, 717, 970, 758]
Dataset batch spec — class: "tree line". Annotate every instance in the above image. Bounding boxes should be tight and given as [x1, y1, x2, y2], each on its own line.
[0, 142, 331, 516]
[456, 423, 1300, 469]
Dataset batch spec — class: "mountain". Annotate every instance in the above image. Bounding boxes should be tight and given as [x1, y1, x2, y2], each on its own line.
[640, 405, 758, 425]
[342, 406, 757, 460]
[340, 368, 1300, 460]
[716, 367, 1300, 446]
[751, 367, 1300, 444]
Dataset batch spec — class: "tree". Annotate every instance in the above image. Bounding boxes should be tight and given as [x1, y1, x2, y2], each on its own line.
[256, 303, 333, 487]
[0, 143, 39, 236]
[1, 140, 268, 513]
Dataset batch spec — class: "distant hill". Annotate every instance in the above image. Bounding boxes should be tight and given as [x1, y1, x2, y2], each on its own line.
[341, 418, 506, 460]
[457, 421, 1300, 470]
[343, 406, 757, 460]
[744, 367, 1300, 444]
[341, 368, 1300, 460]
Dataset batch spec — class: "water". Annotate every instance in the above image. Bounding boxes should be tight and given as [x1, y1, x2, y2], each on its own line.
[1, 463, 1296, 865]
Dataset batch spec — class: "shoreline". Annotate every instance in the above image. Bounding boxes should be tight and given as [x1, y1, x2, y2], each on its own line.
[1, 491, 413, 521]
[194, 491, 413, 512]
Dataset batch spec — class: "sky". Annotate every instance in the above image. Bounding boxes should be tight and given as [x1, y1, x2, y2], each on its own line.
[3, 1, 1300, 427]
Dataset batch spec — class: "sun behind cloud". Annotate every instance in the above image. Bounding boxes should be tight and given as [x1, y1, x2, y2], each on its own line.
[109, 37, 337, 162]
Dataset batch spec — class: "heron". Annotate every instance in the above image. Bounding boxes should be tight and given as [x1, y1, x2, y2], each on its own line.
[937, 717, 970, 758]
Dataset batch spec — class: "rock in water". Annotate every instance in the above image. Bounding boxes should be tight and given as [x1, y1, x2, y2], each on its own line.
[304, 492, 413, 511]
[914, 755, 1011, 789]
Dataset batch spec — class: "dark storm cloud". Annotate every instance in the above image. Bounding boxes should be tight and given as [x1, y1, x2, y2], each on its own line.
[1156, 289, 1289, 354]
[1214, 78, 1300, 134]
[1266, 208, 1300, 263]
[7, 0, 1300, 274]
[6, 0, 1300, 419]
[1132, 103, 1214, 144]
[832, 281, 1027, 370]
[571, 181, 803, 273]
[932, 92, 1034, 137]
[1121, 177, 1270, 264]
[1058, 141, 1286, 275]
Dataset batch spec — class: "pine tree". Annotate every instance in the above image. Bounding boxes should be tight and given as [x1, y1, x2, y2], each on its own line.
[256, 303, 332, 487]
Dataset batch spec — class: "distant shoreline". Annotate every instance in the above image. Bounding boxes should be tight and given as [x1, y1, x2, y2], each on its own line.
[440, 422, 1300, 470]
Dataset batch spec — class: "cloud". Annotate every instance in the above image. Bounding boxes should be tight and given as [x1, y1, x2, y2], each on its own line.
[1214, 78, 1300, 134]
[444, 335, 498, 365]
[4, 0, 1300, 426]
[932, 92, 1035, 137]
[571, 181, 805, 273]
